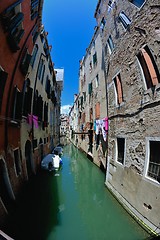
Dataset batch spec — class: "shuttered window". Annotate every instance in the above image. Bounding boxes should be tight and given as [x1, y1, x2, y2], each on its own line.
[1, 2, 24, 52]
[32, 25, 39, 44]
[12, 86, 22, 122]
[23, 87, 33, 116]
[37, 95, 43, 121]
[37, 58, 44, 80]
[20, 49, 32, 75]
[137, 46, 160, 89]
[30, 44, 38, 67]
[95, 102, 100, 119]
[44, 102, 48, 123]
[114, 73, 123, 104]
[45, 76, 51, 98]
[33, 90, 38, 116]
[31, 0, 39, 20]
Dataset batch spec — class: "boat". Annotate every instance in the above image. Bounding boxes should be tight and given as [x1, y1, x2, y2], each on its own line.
[51, 146, 63, 157]
[41, 153, 62, 172]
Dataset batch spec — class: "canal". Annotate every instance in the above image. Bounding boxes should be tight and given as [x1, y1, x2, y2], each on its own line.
[4, 144, 150, 240]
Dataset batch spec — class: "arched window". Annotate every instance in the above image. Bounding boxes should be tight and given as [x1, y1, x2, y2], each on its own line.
[114, 73, 123, 105]
[137, 46, 160, 89]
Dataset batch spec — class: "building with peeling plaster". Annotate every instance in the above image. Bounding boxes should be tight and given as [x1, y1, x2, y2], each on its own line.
[94, 0, 160, 234]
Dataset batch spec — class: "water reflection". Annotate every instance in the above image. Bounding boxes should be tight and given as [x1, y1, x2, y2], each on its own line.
[4, 171, 60, 240]
[4, 144, 150, 240]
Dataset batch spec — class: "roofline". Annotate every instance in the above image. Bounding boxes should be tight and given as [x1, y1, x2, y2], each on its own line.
[94, 0, 101, 18]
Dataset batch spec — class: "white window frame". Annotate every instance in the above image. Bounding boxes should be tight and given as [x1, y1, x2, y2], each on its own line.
[119, 11, 131, 29]
[116, 137, 126, 166]
[144, 137, 160, 185]
[107, 35, 114, 55]
[129, 0, 146, 9]
[136, 55, 148, 90]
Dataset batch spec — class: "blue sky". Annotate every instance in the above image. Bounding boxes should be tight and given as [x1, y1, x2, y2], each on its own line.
[42, 0, 98, 114]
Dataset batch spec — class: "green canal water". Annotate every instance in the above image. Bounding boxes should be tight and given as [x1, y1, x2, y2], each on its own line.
[5, 144, 150, 240]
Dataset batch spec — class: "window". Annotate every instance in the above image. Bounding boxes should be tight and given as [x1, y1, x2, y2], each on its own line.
[95, 102, 100, 119]
[93, 52, 97, 67]
[32, 25, 39, 44]
[1, 1, 24, 52]
[0, 68, 8, 112]
[31, 0, 39, 20]
[12, 86, 22, 122]
[83, 92, 86, 102]
[30, 44, 38, 67]
[43, 42, 50, 59]
[147, 141, 160, 183]
[117, 138, 125, 164]
[95, 74, 99, 88]
[45, 75, 51, 98]
[37, 58, 44, 80]
[22, 80, 33, 117]
[100, 17, 106, 31]
[37, 95, 43, 121]
[41, 65, 45, 84]
[114, 73, 123, 105]
[88, 83, 92, 95]
[119, 11, 131, 29]
[33, 90, 38, 116]
[108, 0, 113, 7]
[137, 46, 160, 89]
[14, 149, 21, 176]
[44, 102, 48, 126]
[129, 0, 145, 8]
[107, 35, 114, 54]
[89, 61, 92, 73]
[80, 96, 83, 109]
[20, 49, 32, 75]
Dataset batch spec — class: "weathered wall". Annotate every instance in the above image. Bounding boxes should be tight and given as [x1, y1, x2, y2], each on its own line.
[94, 0, 160, 233]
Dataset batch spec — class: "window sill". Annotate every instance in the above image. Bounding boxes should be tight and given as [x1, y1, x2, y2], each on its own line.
[144, 175, 160, 186]
[10, 120, 20, 127]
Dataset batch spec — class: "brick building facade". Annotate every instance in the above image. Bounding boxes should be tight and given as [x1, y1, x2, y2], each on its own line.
[0, 0, 61, 226]
[71, 0, 160, 234]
